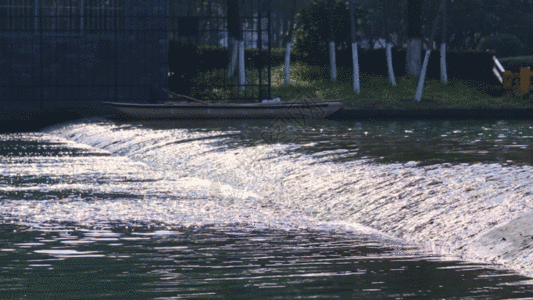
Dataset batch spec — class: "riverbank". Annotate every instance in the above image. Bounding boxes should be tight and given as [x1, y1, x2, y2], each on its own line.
[328, 107, 533, 120]
[2, 105, 533, 133]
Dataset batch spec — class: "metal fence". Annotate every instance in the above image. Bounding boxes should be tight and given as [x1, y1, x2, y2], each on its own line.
[168, 12, 272, 102]
[0, 2, 271, 111]
[0, 0, 125, 33]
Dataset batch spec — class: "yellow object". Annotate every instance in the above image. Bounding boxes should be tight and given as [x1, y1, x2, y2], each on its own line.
[502, 71, 515, 91]
[520, 67, 533, 96]
[502, 68, 533, 96]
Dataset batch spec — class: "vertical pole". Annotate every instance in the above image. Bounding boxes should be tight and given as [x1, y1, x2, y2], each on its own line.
[258, 8, 263, 101]
[80, 0, 84, 33]
[34, 0, 39, 33]
[39, 0, 43, 111]
[267, 5, 271, 99]
[239, 40, 245, 91]
[114, 9, 118, 101]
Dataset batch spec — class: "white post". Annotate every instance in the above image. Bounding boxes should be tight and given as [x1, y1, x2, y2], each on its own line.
[239, 40, 245, 91]
[329, 41, 337, 81]
[352, 42, 360, 93]
[415, 49, 431, 102]
[440, 42, 447, 84]
[386, 43, 397, 87]
[284, 42, 292, 85]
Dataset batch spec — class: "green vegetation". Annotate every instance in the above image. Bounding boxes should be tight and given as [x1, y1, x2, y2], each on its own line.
[190, 60, 533, 109]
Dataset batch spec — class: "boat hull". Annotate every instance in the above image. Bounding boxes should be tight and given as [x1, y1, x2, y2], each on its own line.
[104, 101, 343, 120]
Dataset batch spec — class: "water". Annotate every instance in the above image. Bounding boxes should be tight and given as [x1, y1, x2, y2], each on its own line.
[1, 118, 533, 299]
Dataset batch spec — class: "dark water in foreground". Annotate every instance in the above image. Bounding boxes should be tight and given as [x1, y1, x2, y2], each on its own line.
[1, 119, 533, 299]
[1, 224, 533, 299]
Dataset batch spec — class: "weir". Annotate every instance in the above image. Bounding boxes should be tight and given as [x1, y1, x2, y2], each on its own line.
[0, 119, 532, 283]
[5, 119, 523, 278]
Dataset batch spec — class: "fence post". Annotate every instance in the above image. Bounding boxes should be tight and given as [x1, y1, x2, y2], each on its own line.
[239, 40, 245, 91]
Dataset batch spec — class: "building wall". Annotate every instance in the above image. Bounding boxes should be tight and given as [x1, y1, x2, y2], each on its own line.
[0, 0, 168, 114]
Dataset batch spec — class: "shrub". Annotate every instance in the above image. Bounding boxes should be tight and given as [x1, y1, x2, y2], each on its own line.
[478, 34, 526, 58]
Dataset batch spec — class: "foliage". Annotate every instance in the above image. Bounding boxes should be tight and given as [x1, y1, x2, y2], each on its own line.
[478, 34, 527, 58]
[293, 0, 365, 56]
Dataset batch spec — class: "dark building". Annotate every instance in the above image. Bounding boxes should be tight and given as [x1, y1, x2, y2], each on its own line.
[0, 0, 168, 114]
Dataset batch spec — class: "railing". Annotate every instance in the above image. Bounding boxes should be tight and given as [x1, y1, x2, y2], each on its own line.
[0, 0, 124, 33]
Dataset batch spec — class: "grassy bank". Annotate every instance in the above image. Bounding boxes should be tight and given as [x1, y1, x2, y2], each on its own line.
[191, 60, 533, 109]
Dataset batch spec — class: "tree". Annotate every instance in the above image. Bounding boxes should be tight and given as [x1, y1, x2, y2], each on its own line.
[415, 0, 446, 102]
[293, 0, 351, 60]
[349, 0, 360, 93]
[406, 0, 423, 78]
[327, 0, 337, 81]
[440, 0, 447, 85]
[226, 0, 244, 92]
[282, 0, 301, 85]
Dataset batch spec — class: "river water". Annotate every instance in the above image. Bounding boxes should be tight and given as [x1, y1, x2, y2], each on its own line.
[1, 118, 533, 299]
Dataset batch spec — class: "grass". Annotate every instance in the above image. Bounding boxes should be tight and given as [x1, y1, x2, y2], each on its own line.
[190, 60, 533, 109]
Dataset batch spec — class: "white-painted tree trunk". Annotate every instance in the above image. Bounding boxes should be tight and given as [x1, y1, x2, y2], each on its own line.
[386, 43, 397, 87]
[415, 49, 431, 102]
[284, 42, 292, 85]
[227, 39, 238, 78]
[406, 38, 422, 78]
[440, 42, 448, 84]
[329, 41, 337, 81]
[239, 40, 245, 91]
[352, 42, 360, 93]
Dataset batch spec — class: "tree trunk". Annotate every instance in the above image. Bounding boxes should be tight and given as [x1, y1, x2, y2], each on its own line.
[349, 0, 360, 93]
[406, 0, 422, 78]
[284, 42, 292, 85]
[415, 49, 431, 101]
[227, 0, 241, 78]
[239, 40, 245, 91]
[440, 0, 447, 85]
[415, 0, 446, 102]
[329, 41, 337, 81]
[228, 38, 239, 77]
[440, 42, 447, 84]
[386, 43, 397, 86]
[327, 0, 336, 81]
[282, 0, 299, 86]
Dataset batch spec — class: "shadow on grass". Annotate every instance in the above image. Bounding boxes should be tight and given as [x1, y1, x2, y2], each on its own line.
[190, 61, 531, 109]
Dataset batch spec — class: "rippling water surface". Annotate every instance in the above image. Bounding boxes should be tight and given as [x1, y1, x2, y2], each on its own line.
[1, 118, 533, 299]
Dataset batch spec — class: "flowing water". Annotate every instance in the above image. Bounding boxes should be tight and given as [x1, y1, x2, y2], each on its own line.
[1, 118, 533, 299]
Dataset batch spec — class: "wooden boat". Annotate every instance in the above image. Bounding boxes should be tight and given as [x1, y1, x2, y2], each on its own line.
[104, 100, 343, 120]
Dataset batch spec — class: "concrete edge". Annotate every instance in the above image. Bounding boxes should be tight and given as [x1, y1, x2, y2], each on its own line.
[327, 108, 533, 120]
[2, 106, 533, 133]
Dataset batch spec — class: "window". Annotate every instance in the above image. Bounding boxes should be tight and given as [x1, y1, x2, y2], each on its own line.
[0, 0, 124, 33]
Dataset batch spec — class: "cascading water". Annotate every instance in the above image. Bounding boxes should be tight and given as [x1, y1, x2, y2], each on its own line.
[5, 119, 520, 277]
[2, 118, 533, 290]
